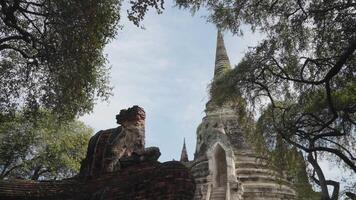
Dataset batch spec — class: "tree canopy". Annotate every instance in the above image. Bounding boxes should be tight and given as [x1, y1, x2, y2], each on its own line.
[0, 0, 120, 120]
[0, 0, 165, 181]
[0, 0, 164, 121]
[176, 0, 356, 199]
[0, 111, 92, 180]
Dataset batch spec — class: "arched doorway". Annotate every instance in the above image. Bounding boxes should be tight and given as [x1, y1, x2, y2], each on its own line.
[213, 144, 227, 187]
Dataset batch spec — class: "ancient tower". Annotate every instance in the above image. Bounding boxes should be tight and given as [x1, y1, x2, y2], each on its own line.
[181, 138, 189, 162]
[183, 30, 296, 200]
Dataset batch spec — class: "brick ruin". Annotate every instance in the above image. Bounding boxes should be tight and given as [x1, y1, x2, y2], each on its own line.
[0, 30, 309, 200]
[0, 106, 195, 200]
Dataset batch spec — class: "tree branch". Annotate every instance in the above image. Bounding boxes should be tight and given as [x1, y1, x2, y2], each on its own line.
[308, 153, 331, 199]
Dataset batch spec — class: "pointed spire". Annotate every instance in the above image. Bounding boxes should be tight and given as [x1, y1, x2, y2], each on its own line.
[214, 29, 231, 78]
[180, 138, 189, 162]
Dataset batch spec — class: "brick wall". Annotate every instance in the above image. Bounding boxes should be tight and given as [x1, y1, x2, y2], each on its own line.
[0, 161, 195, 200]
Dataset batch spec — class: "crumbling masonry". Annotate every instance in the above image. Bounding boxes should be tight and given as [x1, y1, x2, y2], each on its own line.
[0, 106, 195, 200]
[179, 31, 296, 200]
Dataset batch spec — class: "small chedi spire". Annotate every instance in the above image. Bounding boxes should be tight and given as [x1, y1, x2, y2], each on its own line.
[214, 29, 231, 78]
[180, 138, 189, 162]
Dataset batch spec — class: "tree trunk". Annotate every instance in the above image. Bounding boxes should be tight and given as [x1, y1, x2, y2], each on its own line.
[307, 153, 331, 200]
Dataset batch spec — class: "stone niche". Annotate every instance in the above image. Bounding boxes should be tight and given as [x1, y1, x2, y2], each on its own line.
[207, 142, 239, 199]
[212, 144, 227, 187]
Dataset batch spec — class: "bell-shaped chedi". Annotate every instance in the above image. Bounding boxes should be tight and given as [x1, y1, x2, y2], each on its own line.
[188, 30, 296, 200]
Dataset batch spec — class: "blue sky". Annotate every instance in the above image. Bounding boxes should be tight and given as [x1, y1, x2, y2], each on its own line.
[80, 2, 262, 162]
[78, 2, 355, 189]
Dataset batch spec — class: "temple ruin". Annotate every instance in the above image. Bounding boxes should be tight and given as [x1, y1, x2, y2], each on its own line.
[0, 106, 195, 200]
[179, 30, 297, 200]
[0, 30, 302, 200]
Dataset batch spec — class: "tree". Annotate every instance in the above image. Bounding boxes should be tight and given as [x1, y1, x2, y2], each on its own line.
[176, 0, 355, 199]
[0, 0, 164, 121]
[0, 111, 92, 180]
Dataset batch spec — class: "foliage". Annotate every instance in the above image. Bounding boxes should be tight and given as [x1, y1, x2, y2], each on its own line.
[342, 182, 356, 199]
[176, 0, 356, 199]
[0, 111, 92, 180]
[128, 0, 164, 27]
[0, 0, 119, 120]
[255, 105, 321, 200]
[291, 151, 322, 200]
[0, 0, 164, 121]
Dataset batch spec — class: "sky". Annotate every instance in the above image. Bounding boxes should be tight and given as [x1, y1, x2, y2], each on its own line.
[78, 1, 354, 188]
[80, 2, 262, 162]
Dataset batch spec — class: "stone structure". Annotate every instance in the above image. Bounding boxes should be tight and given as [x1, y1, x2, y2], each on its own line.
[0, 106, 195, 200]
[181, 31, 296, 200]
[0, 31, 303, 200]
[180, 138, 189, 162]
[80, 105, 146, 177]
[0, 160, 195, 200]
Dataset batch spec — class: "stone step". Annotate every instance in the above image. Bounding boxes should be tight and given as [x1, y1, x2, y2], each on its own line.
[212, 191, 225, 196]
[212, 191, 225, 195]
[237, 176, 293, 187]
[212, 187, 225, 191]
[210, 187, 226, 200]
[242, 191, 295, 200]
[242, 183, 295, 195]
[211, 195, 225, 198]
[236, 168, 278, 175]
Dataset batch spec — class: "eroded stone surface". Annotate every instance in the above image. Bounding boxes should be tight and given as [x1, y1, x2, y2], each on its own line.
[186, 31, 296, 200]
[0, 106, 195, 200]
[0, 161, 195, 200]
[79, 105, 146, 178]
